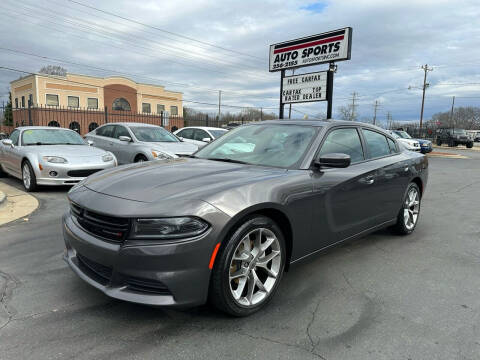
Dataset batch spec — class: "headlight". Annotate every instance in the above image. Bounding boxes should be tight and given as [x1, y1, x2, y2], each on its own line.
[133, 217, 209, 239]
[151, 149, 174, 160]
[102, 153, 114, 162]
[43, 156, 68, 163]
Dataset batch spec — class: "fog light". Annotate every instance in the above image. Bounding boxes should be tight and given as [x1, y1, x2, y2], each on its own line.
[49, 171, 58, 177]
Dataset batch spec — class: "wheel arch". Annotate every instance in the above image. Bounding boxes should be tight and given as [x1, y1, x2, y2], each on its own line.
[411, 176, 423, 197]
[216, 203, 294, 271]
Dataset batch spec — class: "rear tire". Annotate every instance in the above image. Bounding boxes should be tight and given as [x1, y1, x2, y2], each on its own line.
[466, 142, 473, 149]
[0, 163, 6, 177]
[209, 215, 286, 317]
[392, 182, 421, 235]
[22, 160, 37, 192]
[436, 139, 442, 146]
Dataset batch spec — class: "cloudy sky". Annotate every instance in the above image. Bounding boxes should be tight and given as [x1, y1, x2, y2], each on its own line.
[1, 0, 479, 125]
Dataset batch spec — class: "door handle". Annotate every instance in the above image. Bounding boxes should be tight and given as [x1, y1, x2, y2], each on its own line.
[359, 175, 375, 185]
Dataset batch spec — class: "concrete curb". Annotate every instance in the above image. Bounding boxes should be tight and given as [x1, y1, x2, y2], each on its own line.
[0, 182, 39, 226]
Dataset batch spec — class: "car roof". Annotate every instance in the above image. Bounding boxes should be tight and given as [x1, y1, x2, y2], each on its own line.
[177, 126, 227, 131]
[15, 126, 76, 131]
[99, 122, 161, 128]
[254, 119, 388, 131]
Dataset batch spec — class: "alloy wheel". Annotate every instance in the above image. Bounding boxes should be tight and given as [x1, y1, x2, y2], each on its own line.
[403, 187, 420, 230]
[23, 164, 31, 189]
[228, 228, 281, 307]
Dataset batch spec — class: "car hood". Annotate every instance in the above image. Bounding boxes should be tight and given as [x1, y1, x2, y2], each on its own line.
[397, 138, 418, 145]
[137, 141, 198, 155]
[27, 145, 108, 157]
[415, 139, 431, 145]
[80, 158, 288, 203]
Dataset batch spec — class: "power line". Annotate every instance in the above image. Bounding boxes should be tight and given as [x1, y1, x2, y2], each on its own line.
[65, 0, 266, 62]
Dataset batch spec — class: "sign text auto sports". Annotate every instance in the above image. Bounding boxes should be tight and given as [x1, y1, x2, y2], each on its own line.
[269, 27, 352, 72]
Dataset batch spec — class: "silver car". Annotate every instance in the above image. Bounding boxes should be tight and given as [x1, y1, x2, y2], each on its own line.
[85, 123, 198, 164]
[173, 126, 228, 148]
[0, 127, 117, 191]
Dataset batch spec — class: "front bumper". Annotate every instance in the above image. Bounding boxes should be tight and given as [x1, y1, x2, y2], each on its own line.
[62, 206, 226, 307]
[35, 161, 116, 186]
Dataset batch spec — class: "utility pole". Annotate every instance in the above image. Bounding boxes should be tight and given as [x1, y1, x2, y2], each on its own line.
[288, 69, 295, 119]
[260, 107, 263, 121]
[419, 64, 433, 129]
[351, 92, 358, 121]
[449, 95, 455, 130]
[386, 111, 392, 129]
[218, 90, 222, 122]
[373, 100, 380, 125]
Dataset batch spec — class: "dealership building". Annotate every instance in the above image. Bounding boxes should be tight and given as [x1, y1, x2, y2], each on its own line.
[11, 73, 183, 115]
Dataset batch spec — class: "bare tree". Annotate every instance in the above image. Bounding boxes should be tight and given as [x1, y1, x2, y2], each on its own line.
[39, 65, 67, 76]
[337, 104, 357, 121]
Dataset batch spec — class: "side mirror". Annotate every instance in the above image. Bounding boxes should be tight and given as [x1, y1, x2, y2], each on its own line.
[202, 137, 211, 143]
[87, 140, 94, 146]
[119, 136, 132, 142]
[2, 139, 13, 147]
[315, 153, 351, 168]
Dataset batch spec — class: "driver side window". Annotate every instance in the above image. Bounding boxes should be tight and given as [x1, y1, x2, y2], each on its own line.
[9, 130, 20, 146]
[319, 128, 365, 163]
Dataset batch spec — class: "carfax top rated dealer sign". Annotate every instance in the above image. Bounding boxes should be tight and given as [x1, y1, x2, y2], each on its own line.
[269, 27, 352, 71]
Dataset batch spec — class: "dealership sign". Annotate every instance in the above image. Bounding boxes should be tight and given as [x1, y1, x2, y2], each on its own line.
[269, 27, 352, 72]
[282, 71, 327, 104]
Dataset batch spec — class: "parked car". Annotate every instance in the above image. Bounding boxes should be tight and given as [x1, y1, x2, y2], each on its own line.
[436, 128, 473, 148]
[387, 130, 421, 151]
[391, 130, 432, 154]
[64, 119, 428, 316]
[173, 126, 228, 147]
[0, 127, 117, 191]
[85, 123, 198, 164]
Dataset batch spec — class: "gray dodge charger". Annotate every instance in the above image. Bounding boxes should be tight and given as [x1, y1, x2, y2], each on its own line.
[63, 119, 428, 316]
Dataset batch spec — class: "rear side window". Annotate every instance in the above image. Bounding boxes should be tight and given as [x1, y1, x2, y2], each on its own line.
[193, 129, 210, 141]
[96, 125, 114, 138]
[319, 128, 364, 163]
[362, 129, 391, 159]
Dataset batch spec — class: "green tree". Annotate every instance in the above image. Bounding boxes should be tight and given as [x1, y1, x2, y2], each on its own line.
[3, 92, 13, 126]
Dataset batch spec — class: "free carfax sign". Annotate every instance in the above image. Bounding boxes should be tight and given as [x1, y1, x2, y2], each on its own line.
[269, 27, 352, 72]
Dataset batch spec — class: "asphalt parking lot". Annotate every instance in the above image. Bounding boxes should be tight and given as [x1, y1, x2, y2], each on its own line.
[1, 148, 480, 360]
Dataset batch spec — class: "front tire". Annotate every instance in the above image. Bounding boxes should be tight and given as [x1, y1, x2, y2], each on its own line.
[392, 182, 421, 235]
[466, 142, 473, 149]
[22, 161, 37, 192]
[134, 154, 148, 163]
[209, 216, 286, 317]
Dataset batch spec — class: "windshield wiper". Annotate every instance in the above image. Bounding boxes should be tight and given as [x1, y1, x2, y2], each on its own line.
[25, 142, 55, 146]
[206, 158, 249, 165]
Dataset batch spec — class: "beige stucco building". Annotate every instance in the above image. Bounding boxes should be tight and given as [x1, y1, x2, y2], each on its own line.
[10, 73, 183, 116]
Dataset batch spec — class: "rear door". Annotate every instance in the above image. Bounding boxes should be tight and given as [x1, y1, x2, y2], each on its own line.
[92, 125, 115, 152]
[360, 128, 410, 221]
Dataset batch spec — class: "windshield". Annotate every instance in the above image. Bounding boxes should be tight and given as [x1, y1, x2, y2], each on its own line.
[453, 129, 467, 135]
[394, 130, 412, 139]
[21, 129, 86, 146]
[209, 129, 228, 139]
[130, 126, 178, 142]
[195, 124, 318, 168]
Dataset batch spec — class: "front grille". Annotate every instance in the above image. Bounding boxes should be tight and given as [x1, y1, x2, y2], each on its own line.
[67, 169, 101, 177]
[71, 203, 130, 243]
[123, 275, 171, 295]
[77, 253, 112, 285]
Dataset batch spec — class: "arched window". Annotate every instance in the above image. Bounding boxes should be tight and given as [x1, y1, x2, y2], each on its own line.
[48, 121, 60, 127]
[88, 122, 99, 132]
[69, 121, 81, 133]
[112, 98, 131, 111]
